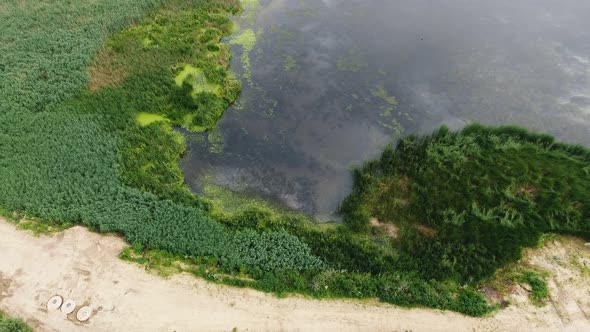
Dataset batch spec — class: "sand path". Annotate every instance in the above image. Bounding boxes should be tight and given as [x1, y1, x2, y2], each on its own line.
[1, 218, 589, 331]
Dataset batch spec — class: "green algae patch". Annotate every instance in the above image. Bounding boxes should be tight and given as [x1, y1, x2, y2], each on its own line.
[369, 84, 404, 136]
[269, 25, 296, 46]
[205, 183, 276, 214]
[337, 47, 368, 72]
[230, 29, 257, 86]
[284, 55, 298, 72]
[371, 84, 398, 105]
[174, 65, 222, 97]
[137, 112, 169, 126]
[238, 0, 261, 25]
[201, 182, 315, 229]
[378, 112, 405, 137]
[240, 0, 261, 10]
[231, 29, 257, 52]
[207, 127, 225, 153]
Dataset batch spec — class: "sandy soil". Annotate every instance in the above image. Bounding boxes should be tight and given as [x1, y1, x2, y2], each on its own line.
[1, 218, 589, 332]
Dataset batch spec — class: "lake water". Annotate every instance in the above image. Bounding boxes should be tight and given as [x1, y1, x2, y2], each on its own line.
[180, 0, 590, 221]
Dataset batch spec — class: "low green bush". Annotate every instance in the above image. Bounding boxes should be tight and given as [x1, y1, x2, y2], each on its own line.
[516, 271, 549, 306]
[0, 311, 33, 332]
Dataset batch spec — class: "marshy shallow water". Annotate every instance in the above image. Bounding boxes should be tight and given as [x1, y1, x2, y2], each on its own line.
[180, 0, 590, 220]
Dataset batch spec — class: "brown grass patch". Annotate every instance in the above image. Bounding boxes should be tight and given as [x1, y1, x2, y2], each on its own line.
[398, 176, 410, 193]
[0, 273, 13, 301]
[370, 218, 399, 239]
[415, 224, 437, 239]
[516, 185, 538, 199]
[87, 50, 127, 91]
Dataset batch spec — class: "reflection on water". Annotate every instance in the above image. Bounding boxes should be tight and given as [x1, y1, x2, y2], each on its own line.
[181, 0, 590, 221]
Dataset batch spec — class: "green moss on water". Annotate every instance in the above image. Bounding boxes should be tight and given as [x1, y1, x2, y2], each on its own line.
[337, 48, 368, 72]
[371, 84, 398, 105]
[230, 29, 257, 52]
[240, 0, 261, 10]
[378, 110, 405, 137]
[230, 29, 257, 86]
[284, 55, 298, 72]
[202, 183, 307, 220]
[207, 127, 225, 154]
[238, 0, 261, 25]
[369, 84, 405, 136]
[269, 25, 296, 46]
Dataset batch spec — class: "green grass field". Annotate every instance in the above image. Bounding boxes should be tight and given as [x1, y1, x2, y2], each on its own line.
[1, 0, 588, 317]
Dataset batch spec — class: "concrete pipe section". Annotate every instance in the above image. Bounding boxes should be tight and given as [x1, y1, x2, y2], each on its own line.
[47, 296, 63, 310]
[76, 306, 92, 322]
[61, 300, 76, 314]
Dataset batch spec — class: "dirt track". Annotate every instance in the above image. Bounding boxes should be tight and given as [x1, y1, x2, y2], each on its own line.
[1, 218, 589, 331]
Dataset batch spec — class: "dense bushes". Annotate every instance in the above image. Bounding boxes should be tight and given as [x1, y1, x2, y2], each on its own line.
[341, 124, 590, 282]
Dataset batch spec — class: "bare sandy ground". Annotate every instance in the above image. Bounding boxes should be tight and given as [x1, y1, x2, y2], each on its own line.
[1, 218, 589, 332]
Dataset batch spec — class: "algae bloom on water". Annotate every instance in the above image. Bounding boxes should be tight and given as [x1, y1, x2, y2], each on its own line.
[230, 29, 257, 85]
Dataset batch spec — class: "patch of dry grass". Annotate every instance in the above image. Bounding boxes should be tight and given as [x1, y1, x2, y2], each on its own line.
[87, 49, 127, 91]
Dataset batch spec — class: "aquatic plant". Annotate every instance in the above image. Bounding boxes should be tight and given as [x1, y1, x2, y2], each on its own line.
[337, 47, 369, 72]
[230, 29, 258, 86]
[283, 55, 298, 72]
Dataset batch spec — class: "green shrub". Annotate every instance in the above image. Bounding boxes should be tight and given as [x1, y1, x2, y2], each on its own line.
[0, 311, 33, 332]
[341, 124, 590, 283]
[517, 271, 549, 306]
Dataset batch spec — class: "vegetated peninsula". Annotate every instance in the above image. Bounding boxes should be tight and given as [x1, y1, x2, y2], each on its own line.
[0, 0, 589, 330]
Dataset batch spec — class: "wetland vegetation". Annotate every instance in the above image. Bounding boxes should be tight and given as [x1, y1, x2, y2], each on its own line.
[0, 0, 588, 318]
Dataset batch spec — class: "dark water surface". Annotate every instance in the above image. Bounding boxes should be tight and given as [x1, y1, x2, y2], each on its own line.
[181, 0, 590, 220]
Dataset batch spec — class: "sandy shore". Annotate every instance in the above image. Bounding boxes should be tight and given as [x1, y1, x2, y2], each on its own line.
[0, 218, 589, 332]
